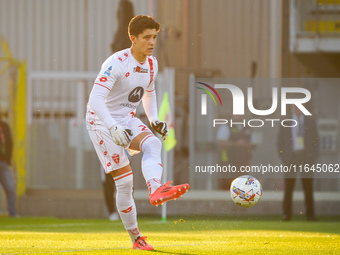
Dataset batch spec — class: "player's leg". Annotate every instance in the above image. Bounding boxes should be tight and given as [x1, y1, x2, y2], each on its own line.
[88, 128, 152, 250]
[110, 165, 137, 240]
[111, 166, 153, 250]
[129, 131, 163, 194]
[128, 119, 189, 206]
[101, 168, 118, 220]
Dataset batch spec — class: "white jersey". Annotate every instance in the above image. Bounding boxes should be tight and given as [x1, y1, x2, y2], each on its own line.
[86, 48, 158, 130]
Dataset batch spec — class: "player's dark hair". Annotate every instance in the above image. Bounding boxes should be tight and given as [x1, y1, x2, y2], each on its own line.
[128, 15, 160, 37]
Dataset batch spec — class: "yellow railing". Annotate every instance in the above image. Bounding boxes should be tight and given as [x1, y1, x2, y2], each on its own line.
[304, 20, 340, 33]
[0, 37, 27, 199]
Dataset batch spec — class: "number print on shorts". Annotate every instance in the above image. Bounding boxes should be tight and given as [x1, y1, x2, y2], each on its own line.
[139, 125, 147, 131]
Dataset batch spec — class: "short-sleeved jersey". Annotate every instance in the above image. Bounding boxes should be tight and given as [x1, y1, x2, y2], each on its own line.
[86, 48, 158, 130]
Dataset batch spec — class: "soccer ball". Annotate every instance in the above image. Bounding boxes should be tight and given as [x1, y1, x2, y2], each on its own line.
[230, 175, 262, 207]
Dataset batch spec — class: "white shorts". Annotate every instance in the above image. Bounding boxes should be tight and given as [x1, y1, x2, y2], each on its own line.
[87, 117, 152, 173]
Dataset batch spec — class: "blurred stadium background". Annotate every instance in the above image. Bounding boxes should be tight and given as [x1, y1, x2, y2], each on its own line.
[0, 0, 339, 218]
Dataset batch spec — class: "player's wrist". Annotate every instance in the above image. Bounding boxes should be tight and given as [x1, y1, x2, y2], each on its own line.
[105, 117, 118, 131]
[109, 123, 122, 131]
[149, 119, 159, 126]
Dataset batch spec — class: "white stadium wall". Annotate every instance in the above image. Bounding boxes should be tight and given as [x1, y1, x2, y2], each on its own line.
[0, 0, 154, 73]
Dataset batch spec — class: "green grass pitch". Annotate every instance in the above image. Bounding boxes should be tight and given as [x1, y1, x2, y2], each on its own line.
[0, 215, 339, 254]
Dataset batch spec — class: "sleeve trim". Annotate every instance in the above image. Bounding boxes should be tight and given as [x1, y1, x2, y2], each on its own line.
[95, 83, 111, 91]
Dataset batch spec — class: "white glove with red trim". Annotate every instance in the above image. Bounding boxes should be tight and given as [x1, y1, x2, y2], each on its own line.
[109, 124, 133, 147]
[151, 120, 168, 141]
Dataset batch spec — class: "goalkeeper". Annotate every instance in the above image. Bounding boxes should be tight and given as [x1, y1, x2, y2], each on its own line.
[86, 15, 189, 250]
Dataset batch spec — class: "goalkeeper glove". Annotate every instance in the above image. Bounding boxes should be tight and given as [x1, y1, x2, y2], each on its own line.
[151, 120, 168, 140]
[110, 124, 133, 147]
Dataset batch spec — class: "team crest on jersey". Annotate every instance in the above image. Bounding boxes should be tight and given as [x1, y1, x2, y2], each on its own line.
[112, 154, 120, 164]
[133, 66, 148, 73]
[104, 66, 112, 76]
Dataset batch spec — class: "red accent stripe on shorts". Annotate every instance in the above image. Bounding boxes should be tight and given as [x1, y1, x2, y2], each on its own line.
[139, 134, 155, 151]
[114, 171, 133, 182]
[95, 83, 111, 91]
[146, 89, 155, 92]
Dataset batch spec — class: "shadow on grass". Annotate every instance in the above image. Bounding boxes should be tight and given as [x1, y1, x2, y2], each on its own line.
[151, 249, 196, 255]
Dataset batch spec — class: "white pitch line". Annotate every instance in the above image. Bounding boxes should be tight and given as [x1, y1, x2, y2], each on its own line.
[0, 243, 204, 255]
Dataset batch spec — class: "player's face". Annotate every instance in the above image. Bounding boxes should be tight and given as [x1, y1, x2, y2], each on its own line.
[131, 28, 158, 57]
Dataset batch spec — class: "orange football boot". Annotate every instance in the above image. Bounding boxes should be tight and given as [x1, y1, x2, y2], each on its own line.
[132, 236, 154, 250]
[149, 181, 190, 206]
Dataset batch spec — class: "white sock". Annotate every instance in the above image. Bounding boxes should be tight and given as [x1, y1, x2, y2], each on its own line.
[147, 178, 162, 194]
[127, 227, 142, 243]
[114, 171, 141, 243]
[140, 135, 163, 194]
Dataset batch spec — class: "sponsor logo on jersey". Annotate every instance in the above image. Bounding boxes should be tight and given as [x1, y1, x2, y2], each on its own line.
[133, 66, 148, 73]
[128, 86, 144, 103]
[104, 66, 112, 76]
[119, 103, 137, 109]
[125, 72, 130, 77]
[99, 77, 107, 82]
